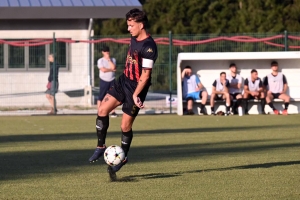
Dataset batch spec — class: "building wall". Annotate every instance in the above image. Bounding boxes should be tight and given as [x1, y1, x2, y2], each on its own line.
[0, 20, 93, 107]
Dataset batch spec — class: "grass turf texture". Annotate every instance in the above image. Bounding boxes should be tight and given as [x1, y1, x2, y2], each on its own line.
[0, 115, 300, 199]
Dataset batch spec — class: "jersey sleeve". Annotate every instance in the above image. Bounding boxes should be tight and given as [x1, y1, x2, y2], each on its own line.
[238, 75, 242, 84]
[244, 78, 249, 86]
[259, 79, 263, 87]
[97, 58, 103, 69]
[212, 80, 217, 87]
[112, 58, 116, 66]
[283, 75, 287, 84]
[263, 76, 268, 86]
[195, 75, 201, 85]
[141, 42, 158, 69]
[225, 79, 230, 87]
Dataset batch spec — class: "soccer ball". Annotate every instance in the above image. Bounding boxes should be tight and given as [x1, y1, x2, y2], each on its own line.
[104, 145, 125, 166]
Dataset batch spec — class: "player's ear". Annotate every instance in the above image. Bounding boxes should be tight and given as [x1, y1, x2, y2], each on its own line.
[139, 22, 144, 30]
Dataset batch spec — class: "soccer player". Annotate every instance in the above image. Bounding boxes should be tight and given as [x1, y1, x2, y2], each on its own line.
[88, 8, 158, 181]
[210, 72, 231, 116]
[243, 69, 266, 115]
[263, 61, 290, 115]
[227, 63, 243, 114]
[182, 66, 208, 115]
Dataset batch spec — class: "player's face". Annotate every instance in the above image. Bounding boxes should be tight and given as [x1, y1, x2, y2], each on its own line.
[230, 66, 237, 73]
[220, 74, 226, 81]
[185, 69, 192, 77]
[127, 18, 143, 37]
[271, 65, 278, 72]
[251, 72, 258, 79]
[48, 55, 54, 62]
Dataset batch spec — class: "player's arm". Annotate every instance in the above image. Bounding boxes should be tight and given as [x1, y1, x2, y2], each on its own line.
[244, 79, 250, 94]
[181, 69, 187, 80]
[258, 79, 263, 92]
[223, 80, 230, 93]
[282, 75, 288, 94]
[133, 45, 157, 108]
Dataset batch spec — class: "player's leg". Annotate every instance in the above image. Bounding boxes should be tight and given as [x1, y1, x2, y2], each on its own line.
[243, 93, 250, 114]
[266, 91, 278, 114]
[229, 94, 236, 114]
[210, 93, 216, 115]
[259, 92, 266, 114]
[279, 93, 290, 115]
[223, 92, 231, 115]
[45, 93, 55, 114]
[199, 91, 208, 115]
[235, 94, 243, 115]
[89, 94, 121, 163]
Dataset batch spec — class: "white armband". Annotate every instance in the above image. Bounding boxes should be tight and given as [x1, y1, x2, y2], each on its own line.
[142, 58, 154, 68]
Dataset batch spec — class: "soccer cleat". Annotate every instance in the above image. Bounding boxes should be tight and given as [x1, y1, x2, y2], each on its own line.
[107, 157, 128, 181]
[261, 111, 266, 115]
[211, 111, 216, 116]
[89, 146, 106, 163]
[273, 110, 279, 115]
[282, 109, 288, 115]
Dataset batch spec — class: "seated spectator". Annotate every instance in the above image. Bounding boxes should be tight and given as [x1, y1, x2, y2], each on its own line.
[227, 63, 243, 114]
[243, 69, 266, 115]
[263, 61, 290, 115]
[210, 72, 231, 116]
[182, 66, 208, 115]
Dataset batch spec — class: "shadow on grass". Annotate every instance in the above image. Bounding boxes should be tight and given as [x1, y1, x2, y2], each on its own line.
[120, 160, 300, 182]
[0, 124, 299, 144]
[1, 141, 300, 182]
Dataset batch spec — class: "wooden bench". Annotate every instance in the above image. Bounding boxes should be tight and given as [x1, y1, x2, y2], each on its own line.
[177, 52, 300, 115]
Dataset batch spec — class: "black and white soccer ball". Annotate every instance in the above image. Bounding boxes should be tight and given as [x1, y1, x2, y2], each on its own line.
[104, 145, 125, 166]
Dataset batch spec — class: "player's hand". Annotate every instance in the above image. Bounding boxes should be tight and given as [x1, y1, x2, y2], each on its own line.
[133, 95, 144, 109]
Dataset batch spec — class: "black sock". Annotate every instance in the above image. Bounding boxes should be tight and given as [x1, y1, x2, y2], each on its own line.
[261, 99, 266, 112]
[268, 102, 276, 110]
[226, 105, 230, 113]
[244, 99, 249, 112]
[236, 99, 242, 107]
[96, 115, 109, 147]
[211, 107, 214, 112]
[284, 102, 289, 110]
[201, 103, 205, 110]
[121, 129, 133, 157]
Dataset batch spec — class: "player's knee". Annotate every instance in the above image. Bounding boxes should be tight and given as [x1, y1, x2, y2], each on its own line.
[202, 91, 208, 98]
[285, 95, 290, 102]
[98, 106, 109, 116]
[121, 124, 132, 132]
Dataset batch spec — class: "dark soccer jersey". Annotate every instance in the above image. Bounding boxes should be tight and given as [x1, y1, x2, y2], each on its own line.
[123, 35, 158, 82]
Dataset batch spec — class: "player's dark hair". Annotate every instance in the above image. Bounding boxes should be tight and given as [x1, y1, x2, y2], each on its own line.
[229, 63, 236, 68]
[220, 72, 226, 76]
[251, 69, 257, 73]
[271, 61, 278, 66]
[126, 8, 148, 28]
[185, 66, 192, 69]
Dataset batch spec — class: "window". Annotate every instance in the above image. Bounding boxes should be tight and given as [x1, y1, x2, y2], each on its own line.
[0, 39, 69, 71]
[29, 45, 46, 68]
[50, 42, 68, 68]
[8, 45, 25, 69]
[0, 44, 3, 69]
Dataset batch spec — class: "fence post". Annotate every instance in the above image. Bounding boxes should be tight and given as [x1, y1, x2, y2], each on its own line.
[52, 32, 57, 113]
[169, 31, 173, 114]
[88, 36, 92, 86]
[284, 30, 288, 51]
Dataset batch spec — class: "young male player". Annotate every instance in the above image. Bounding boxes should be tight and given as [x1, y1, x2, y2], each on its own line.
[210, 72, 231, 116]
[181, 66, 208, 115]
[243, 69, 265, 114]
[88, 8, 158, 181]
[227, 63, 243, 114]
[263, 61, 290, 115]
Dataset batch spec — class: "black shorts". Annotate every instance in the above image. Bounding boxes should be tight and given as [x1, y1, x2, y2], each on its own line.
[215, 94, 224, 100]
[108, 74, 150, 117]
[272, 93, 281, 99]
[98, 79, 115, 101]
[230, 93, 242, 100]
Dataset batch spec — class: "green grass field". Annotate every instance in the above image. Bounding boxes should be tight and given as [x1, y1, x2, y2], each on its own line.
[1, 114, 300, 199]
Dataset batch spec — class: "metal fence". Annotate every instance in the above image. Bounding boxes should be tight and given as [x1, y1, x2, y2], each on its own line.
[0, 31, 300, 115]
